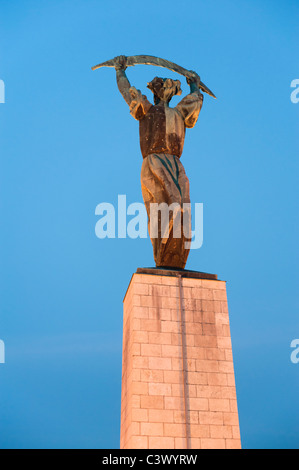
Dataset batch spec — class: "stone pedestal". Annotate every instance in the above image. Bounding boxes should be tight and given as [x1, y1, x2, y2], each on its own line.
[120, 268, 241, 449]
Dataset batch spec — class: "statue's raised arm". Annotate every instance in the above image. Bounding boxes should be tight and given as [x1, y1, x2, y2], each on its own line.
[175, 71, 204, 129]
[115, 55, 132, 105]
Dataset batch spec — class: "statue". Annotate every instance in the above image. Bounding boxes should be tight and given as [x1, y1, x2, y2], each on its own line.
[92, 55, 215, 269]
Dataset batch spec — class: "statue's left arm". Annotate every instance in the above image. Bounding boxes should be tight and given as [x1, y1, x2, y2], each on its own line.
[175, 71, 204, 128]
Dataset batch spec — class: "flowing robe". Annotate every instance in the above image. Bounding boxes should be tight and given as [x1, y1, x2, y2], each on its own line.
[129, 88, 203, 268]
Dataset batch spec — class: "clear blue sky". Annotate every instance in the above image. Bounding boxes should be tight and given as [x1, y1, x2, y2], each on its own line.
[0, 0, 298, 449]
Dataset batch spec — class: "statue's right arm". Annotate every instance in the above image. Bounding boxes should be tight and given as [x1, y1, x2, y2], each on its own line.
[115, 55, 132, 105]
[114, 55, 151, 121]
[116, 69, 132, 105]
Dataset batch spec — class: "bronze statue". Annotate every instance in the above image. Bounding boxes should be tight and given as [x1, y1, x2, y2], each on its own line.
[92, 55, 214, 269]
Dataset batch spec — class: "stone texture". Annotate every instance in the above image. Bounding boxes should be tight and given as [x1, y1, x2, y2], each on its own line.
[120, 271, 241, 449]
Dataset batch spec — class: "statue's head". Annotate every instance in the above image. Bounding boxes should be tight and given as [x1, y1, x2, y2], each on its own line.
[147, 77, 182, 104]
